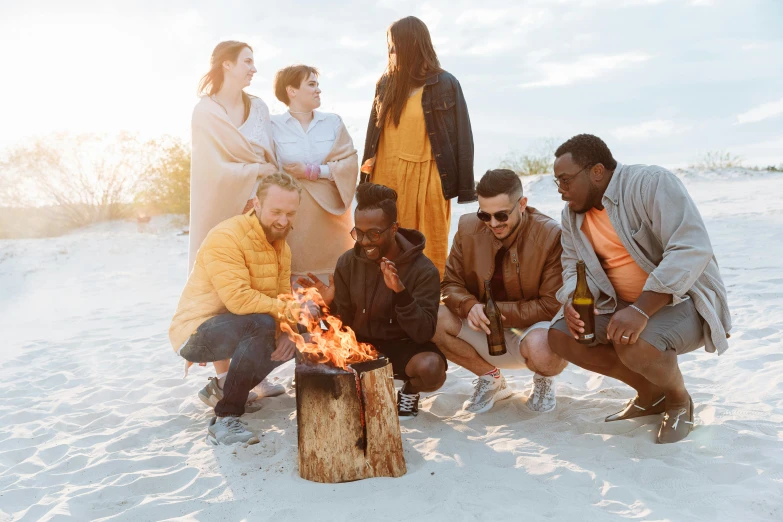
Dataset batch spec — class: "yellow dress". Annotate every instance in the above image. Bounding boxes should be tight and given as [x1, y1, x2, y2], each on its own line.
[372, 88, 451, 278]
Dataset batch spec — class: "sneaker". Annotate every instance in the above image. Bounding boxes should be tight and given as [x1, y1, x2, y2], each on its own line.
[198, 377, 258, 408]
[252, 378, 285, 399]
[206, 416, 254, 445]
[526, 373, 556, 413]
[397, 383, 420, 420]
[462, 370, 513, 414]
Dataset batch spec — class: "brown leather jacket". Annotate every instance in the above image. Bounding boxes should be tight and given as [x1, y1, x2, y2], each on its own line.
[441, 207, 563, 328]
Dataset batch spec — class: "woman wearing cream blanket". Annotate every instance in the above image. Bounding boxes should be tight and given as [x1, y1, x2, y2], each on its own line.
[272, 65, 358, 286]
[189, 40, 278, 273]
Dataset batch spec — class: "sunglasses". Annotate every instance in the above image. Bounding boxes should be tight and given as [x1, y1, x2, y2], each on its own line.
[350, 223, 396, 242]
[477, 197, 522, 223]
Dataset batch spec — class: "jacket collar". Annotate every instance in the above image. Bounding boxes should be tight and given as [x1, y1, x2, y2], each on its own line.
[602, 162, 624, 206]
[425, 72, 441, 86]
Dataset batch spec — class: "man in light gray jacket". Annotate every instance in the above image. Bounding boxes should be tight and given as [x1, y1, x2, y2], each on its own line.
[547, 134, 731, 444]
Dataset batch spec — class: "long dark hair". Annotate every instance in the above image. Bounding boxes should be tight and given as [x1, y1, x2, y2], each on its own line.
[198, 41, 253, 121]
[375, 16, 443, 128]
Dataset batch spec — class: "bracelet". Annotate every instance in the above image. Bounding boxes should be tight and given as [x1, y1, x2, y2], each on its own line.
[629, 304, 650, 320]
[306, 163, 319, 181]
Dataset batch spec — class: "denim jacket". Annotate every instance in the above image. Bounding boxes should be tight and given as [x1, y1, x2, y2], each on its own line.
[555, 163, 732, 354]
[362, 71, 476, 203]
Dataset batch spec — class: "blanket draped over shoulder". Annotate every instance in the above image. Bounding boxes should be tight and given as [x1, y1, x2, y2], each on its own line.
[286, 121, 358, 276]
[188, 96, 276, 272]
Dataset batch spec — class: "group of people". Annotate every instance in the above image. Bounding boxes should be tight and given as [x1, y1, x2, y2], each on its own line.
[168, 16, 732, 447]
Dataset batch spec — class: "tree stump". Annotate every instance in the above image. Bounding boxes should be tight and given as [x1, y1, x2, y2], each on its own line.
[295, 357, 406, 483]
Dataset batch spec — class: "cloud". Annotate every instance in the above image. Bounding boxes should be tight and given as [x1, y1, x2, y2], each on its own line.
[340, 36, 368, 49]
[520, 52, 651, 88]
[455, 9, 507, 26]
[612, 119, 691, 141]
[735, 97, 783, 125]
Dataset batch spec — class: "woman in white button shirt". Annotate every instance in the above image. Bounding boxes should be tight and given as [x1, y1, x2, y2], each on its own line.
[272, 65, 359, 286]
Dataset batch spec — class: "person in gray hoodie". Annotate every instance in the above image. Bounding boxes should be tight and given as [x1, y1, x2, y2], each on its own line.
[548, 134, 731, 444]
[296, 183, 446, 420]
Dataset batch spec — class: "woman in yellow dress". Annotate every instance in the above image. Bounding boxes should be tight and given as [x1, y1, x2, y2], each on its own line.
[362, 16, 476, 278]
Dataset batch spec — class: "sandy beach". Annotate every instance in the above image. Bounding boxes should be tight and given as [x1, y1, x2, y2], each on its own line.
[1, 168, 781, 521]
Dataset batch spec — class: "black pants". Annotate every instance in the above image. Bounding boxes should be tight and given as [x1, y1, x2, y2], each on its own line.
[180, 313, 282, 417]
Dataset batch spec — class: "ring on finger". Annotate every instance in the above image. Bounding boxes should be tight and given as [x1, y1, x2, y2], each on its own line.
[621, 334, 630, 340]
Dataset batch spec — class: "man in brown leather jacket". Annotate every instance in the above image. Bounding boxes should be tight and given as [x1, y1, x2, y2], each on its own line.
[433, 169, 567, 414]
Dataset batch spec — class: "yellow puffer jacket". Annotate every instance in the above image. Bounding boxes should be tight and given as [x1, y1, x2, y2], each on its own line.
[169, 209, 293, 352]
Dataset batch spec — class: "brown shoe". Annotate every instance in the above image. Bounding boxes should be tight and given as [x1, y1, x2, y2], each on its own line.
[605, 394, 666, 422]
[657, 395, 694, 444]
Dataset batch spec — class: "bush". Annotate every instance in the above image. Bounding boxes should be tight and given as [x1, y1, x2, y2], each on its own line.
[691, 150, 744, 170]
[134, 136, 191, 217]
[498, 138, 558, 177]
[0, 132, 152, 227]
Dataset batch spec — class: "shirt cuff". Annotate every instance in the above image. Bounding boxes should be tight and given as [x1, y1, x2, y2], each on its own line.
[392, 287, 414, 307]
[318, 164, 332, 180]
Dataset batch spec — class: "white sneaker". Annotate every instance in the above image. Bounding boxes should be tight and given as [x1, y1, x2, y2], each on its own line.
[527, 373, 556, 413]
[252, 378, 286, 400]
[462, 371, 513, 413]
[207, 416, 254, 445]
[198, 377, 259, 408]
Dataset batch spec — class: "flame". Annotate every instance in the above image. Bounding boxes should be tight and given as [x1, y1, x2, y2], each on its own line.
[279, 286, 378, 370]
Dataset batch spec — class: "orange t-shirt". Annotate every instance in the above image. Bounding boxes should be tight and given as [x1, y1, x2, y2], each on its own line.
[581, 208, 648, 302]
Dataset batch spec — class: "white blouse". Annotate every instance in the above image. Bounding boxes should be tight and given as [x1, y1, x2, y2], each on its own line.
[219, 96, 274, 198]
[271, 111, 341, 178]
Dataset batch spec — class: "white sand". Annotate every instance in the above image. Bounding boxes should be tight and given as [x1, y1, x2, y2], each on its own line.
[1, 169, 781, 521]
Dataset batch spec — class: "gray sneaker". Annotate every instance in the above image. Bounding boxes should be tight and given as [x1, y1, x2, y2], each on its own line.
[462, 373, 513, 413]
[526, 374, 556, 413]
[198, 377, 259, 408]
[252, 378, 285, 399]
[206, 416, 254, 445]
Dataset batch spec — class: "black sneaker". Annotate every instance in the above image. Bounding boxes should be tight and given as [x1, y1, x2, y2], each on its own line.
[397, 383, 420, 421]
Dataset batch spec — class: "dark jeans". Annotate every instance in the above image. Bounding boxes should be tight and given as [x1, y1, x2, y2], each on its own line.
[180, 313, 282, 417]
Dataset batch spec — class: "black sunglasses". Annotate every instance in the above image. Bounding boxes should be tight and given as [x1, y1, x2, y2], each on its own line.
[477, 197, 522, 223]
[350, 223, 396, 242]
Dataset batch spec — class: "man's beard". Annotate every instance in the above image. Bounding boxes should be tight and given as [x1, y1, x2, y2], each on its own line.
[261, 222, 291, 241]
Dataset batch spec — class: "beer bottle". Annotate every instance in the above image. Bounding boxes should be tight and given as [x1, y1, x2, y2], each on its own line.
[484, 280, 507, 356]
[573, 260, 595, 345]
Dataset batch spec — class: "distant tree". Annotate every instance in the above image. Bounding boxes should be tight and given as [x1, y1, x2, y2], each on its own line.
[134, 136, 191, 217]
[0, 132, 151, 226]
[691, 150, 744, 170]
[498, 138, 559, 177]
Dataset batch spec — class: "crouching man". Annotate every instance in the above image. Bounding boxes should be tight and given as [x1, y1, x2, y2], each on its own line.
[297, 183, 446, 420]
[547, 134, 731, 443]
[169, 173, 303, 445]
[433, 169, 567, 414]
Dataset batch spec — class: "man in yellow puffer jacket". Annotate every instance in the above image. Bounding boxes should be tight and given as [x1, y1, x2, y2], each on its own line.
[170, 173, 302, 445]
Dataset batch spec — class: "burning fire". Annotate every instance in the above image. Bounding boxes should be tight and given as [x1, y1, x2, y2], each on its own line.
[279, 286, 378, 370]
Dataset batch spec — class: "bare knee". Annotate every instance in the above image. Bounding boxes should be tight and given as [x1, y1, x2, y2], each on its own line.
[615, 339, 665, 374]
[407, 352, 447, 392]
[524, 329, 567, 376]
[433, 305, 462, 342]
[547, 328, 573, 359]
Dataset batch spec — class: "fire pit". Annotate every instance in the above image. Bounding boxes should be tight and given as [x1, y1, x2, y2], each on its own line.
[281, 288, 406, 483]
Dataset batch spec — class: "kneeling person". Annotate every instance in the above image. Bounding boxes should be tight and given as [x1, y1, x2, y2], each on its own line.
[298, 183, 446, 420]
[169, 173, 303, 445]
[434, 169, 567, 413]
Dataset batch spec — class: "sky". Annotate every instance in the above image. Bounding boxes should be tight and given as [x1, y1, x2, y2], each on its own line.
[0, 0, 781, 172]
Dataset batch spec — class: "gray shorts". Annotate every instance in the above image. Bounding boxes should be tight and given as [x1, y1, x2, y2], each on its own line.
[550, 298, 705, 355]
[457, 319, 551, 369]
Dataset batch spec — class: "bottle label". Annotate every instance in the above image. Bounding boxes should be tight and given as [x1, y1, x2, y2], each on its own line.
[582, 333, 595, 340]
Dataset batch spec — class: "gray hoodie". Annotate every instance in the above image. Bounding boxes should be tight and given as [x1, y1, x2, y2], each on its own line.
[556, 163, 732, 354]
